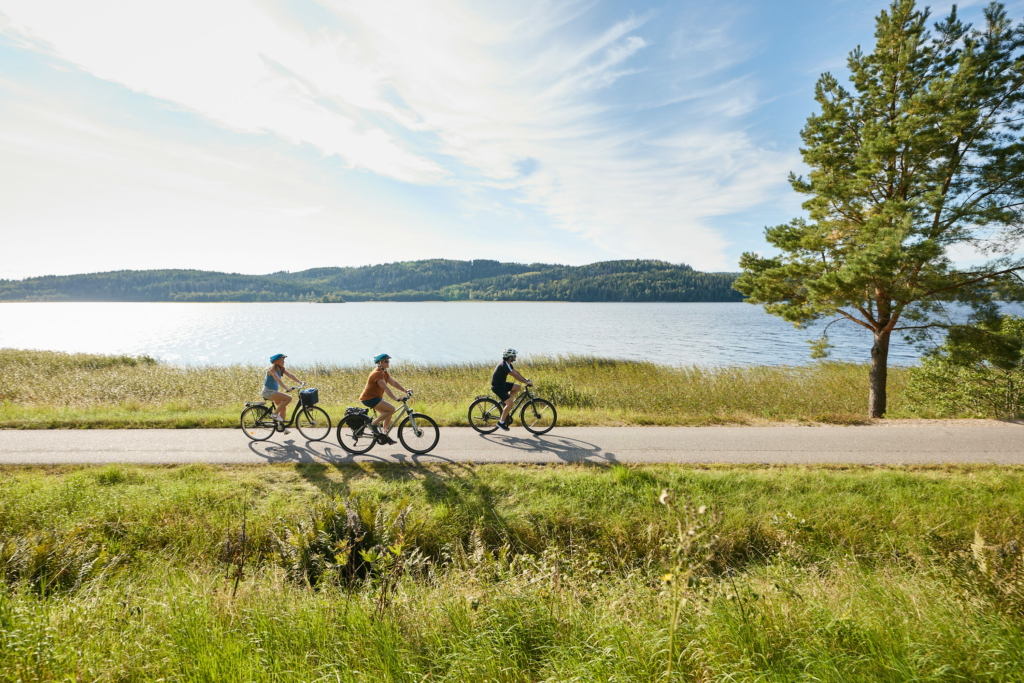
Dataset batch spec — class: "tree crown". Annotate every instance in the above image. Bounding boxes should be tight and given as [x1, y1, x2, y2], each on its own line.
[736, 0, 1024, 338]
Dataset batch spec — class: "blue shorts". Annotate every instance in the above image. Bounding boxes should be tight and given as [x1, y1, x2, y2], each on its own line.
[362, 398, 382, 409]
[492, 382, 515, 401]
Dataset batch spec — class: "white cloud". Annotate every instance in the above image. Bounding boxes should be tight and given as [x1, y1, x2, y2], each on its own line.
[1, 0, 445, 183]
[1, 0, 794, 272]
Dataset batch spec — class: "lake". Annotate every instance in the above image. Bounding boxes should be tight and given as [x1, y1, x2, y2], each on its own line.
[0, 301, 996, 367]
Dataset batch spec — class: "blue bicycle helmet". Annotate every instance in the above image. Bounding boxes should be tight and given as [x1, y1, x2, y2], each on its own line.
[270, 353, 287, 362]
[374, 353, 391, 363]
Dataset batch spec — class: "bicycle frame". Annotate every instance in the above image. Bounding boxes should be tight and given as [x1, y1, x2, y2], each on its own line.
[501, 385, 535, 415]
[370, 397, 425, 437]
[473, 385, 532, 421]
[256, 394, 308, 427]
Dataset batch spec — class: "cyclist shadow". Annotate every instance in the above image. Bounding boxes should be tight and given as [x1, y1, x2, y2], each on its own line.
[480, 433, 618, 463]
[247, 438, 393, 464]
[247, 439, 336, 463]
[248, 438, 467, 467]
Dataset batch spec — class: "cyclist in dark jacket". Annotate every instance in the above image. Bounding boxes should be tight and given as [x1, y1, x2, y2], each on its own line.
[491, 348, 531, 431]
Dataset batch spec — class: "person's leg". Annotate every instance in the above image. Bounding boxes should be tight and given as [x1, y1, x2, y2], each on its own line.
[501, 384, 520, 423]
[372, 401, 396, 430]
[272, 392, 291, 419]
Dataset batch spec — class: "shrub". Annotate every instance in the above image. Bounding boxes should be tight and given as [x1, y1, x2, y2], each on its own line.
[270, 496, 423, 588]
[0, 529, 123, 595]
[907, 315, 1024, 418]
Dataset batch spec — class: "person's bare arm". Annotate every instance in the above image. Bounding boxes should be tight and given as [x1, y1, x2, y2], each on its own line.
[282, 369, 303, 388]
[509, 368, 532, 385]
[377, 378, 399, 400]
[387, 376, 409, 394]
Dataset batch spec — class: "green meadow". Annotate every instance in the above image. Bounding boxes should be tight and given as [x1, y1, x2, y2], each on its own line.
[0, 349, 933, 429]
[1, 462, 1023, 681]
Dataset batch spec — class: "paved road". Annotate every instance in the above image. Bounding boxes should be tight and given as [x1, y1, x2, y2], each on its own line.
[0, 422, 1021, 465]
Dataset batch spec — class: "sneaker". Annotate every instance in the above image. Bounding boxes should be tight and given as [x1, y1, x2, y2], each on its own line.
[497, 420, 510, 431]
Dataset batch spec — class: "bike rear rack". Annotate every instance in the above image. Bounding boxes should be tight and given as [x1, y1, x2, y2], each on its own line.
[245, 401, 269, 408]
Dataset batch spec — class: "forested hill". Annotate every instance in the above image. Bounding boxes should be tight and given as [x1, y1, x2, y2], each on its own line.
[0, 260, 744, 303]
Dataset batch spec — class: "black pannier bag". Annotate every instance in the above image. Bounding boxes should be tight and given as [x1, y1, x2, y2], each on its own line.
[344, 407, 368, 417]
[299, 388, 319, 407]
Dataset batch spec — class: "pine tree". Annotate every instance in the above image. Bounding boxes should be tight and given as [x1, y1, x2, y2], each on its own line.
[736, 0, 1024, 417]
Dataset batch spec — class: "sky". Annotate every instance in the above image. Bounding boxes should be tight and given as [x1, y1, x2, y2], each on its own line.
[1, 0, 1020, 280]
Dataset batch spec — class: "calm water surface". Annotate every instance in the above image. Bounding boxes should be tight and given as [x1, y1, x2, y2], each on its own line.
[0, 301, 961, 367]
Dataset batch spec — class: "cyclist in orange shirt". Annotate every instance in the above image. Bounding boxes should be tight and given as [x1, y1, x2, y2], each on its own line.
[358, 353, 411, 444]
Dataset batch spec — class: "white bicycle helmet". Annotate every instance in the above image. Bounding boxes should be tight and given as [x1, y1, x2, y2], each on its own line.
[502, 348, 517, 359]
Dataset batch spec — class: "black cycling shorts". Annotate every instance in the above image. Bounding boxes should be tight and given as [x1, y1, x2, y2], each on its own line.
[362, 398, 382, 409]
[492, 382, 515, 401]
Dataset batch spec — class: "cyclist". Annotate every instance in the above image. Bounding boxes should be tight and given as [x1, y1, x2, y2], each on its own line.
[492, 348, 531, 431]
[262, 353, 304, 431]
[359, 353, 411, 444]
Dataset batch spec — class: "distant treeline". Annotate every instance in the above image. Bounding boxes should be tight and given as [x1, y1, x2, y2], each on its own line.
[0, 259, 744, 303]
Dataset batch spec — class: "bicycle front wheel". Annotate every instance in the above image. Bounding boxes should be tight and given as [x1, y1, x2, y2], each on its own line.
[398, 413, 440, 454]
[336, 414, 376, 454]
[468, 397, 502, 434]
[521, 399, 556, 435]
[296, 406, 331, 441]
[241, 406, 275, 441]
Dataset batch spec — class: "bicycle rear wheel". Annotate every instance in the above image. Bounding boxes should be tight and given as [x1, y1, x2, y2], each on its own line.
[468, 397, 502, 434]
[397, 413, 440, 454]
[296, 406, 331, 441]
[241, 406, 275, 441]
[521, 399, 556, 435]
[336, 414, 376, 454]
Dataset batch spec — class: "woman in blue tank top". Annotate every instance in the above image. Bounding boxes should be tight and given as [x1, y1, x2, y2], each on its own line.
[263, 353, 305, 427]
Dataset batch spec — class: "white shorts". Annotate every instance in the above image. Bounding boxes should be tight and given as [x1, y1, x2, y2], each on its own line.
[261, 388, 279, 400]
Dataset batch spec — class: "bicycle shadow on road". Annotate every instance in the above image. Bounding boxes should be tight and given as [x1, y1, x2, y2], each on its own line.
[479, 433, 619, 463]
[248, 438, 467, 468]
[247, 438, 336, 463]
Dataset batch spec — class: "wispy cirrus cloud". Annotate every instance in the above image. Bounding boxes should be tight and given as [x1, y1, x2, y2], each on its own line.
[1, 0, 797, 274]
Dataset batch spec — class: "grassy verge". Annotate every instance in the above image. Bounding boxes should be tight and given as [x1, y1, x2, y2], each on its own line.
[1, 463, 1023, 681]
[0, 349, 940, 429]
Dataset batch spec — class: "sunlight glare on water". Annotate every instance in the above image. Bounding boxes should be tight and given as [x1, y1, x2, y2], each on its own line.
[0, 301, 975, 367]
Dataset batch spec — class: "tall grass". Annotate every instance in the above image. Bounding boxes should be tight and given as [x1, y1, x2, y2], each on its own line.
[0, 349, 928, 428]
[1, 463, 1023, 681]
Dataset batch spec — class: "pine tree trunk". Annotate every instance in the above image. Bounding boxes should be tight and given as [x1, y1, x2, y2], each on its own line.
[868, 329, 891, 418]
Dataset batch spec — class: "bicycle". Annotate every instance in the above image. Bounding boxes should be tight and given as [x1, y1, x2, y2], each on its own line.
[335, 393, 440, 455]
[468, 384, 556, 435]
[240, 383, 332, 442]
